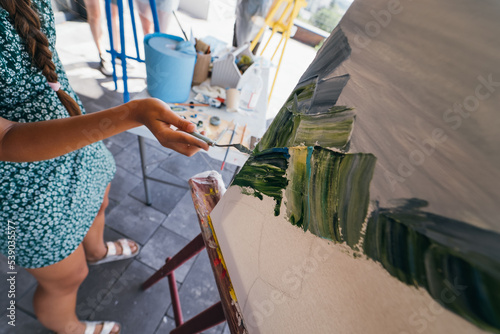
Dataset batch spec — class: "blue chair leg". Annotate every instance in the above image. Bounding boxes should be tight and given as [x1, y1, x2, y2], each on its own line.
[104, 0, 118, 91]
[128, 0, 142, 60]
[116, 0, 130, 103]
[149, 0, 161, 33]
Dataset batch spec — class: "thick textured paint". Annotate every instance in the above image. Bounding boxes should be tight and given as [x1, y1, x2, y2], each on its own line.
[256, 105, 354, 153]
[286, 147, 376, 247]
[232, 148, 290, 216]
[299, 27, 351, 83]
[363, 199, 500, 332]
[237, 146, 376, 249]
[255, 72, 354, 153]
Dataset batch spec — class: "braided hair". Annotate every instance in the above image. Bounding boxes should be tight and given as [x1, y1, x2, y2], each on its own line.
[0, 0, 81, 116]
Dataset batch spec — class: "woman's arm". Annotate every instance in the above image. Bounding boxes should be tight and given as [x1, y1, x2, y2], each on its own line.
[0, 98, 209, 162]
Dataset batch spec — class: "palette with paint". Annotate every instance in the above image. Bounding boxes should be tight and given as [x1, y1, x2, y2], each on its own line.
[174, 109, 252, 149]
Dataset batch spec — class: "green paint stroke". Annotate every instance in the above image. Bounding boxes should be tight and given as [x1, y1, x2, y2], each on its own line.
[232, 148, 289, 216]
[235, 146, 376, 248]
[364, 201, 500, 333]
[286, 147, 376, 248]
[255, 79, 354, 153]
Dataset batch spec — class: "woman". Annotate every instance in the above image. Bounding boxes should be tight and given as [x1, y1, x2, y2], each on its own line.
[0, 0, 209, 333]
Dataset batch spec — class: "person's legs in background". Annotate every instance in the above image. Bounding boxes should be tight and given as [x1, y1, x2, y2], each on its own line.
[135, 0, 154, 35]
[83, 0, 120, 76]
[135, 0, 179, 35]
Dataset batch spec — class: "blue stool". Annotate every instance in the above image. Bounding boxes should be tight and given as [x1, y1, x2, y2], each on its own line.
[104, 0, 161, 102]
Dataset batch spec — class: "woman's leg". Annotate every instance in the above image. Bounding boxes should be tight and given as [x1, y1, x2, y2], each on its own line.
[26, 245, 87, 333]
[83, 0, 104, 55]
[26, 245, 119, 334]
[157, 9, 173, 34]
[83, 184, 137, 262]
[135, 0, 154, 35]
[110, 3, 121, 52]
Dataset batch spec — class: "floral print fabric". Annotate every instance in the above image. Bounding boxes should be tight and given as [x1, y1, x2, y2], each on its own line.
[0, 0, 116, 268]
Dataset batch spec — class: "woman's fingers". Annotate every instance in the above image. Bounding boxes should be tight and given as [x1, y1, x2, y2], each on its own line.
[166, 142, 204, 157]
[141, 98, 210, 155]
[148, 120, 209, 154]
[164, 129, 210, 150]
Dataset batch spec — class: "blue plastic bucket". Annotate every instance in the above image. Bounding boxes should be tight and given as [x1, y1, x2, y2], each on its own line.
[144, 33, 196, 103]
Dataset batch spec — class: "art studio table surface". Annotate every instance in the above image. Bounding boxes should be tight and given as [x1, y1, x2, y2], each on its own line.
[127, 88, 268, 167]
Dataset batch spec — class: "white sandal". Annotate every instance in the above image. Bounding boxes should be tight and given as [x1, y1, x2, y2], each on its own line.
[88, 238, 140, 266]
[83, 320, 121, 334]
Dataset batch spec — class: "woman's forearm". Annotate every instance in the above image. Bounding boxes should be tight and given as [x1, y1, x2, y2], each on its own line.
[0, 98, 208, 162]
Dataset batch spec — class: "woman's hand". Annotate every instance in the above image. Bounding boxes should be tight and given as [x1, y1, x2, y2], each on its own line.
[132, 98, 210, 156]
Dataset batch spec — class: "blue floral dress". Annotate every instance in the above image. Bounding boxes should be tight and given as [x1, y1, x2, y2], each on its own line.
[0, 0, 116, 268]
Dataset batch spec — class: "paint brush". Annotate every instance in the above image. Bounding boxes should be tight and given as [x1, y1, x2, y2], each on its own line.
[221, 123, 237, 170]
[240, 124, 247, 143]
[172, 11, 189, 41]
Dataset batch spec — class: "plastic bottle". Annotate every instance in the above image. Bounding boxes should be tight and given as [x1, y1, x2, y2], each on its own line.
[237, 64, 263, 111]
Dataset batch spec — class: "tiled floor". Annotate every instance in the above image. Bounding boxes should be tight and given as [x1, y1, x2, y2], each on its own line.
[0, 5, 317, 333]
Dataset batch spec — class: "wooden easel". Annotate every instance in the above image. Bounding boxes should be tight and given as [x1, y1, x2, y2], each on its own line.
[141, 172, 245, 333]
[250, 0, 308, 102]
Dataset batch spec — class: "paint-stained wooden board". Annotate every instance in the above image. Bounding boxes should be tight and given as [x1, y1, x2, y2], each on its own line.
[189, 172, 247, 333]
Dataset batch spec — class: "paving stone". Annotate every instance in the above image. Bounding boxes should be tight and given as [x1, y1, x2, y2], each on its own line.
[105, 195, 166, 245]
[159, 151, 224, 182]
[108, 166, 143, 203]
[89, 260, 171, 334]
[105, 197, 120, 216]
[159, 150, 239, 188]
[136, 226, 197, 284]
[65, 63, 110, 101]
[0, 309, 50, 334]
[154, 315, 176, 334]
[128, 167, 188, 215]
[0, 255, 37, 316]
[162, 190, 202, 241]
[113, 139, 172, 178]
[166, 251, 224, 334]
[75, 78, 127, 113]
[76, 228, 135, 320]
[142, 136, 167, 151]
[107, 131, 138, 149]
[154, 314, 227, 334]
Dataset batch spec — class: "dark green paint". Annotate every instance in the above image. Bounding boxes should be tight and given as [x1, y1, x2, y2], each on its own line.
[364, 200, 500, 333]
[232, 148, 289, 216]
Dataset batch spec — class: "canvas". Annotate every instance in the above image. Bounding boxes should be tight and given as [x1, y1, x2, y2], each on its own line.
[210, 0, 500, 332]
